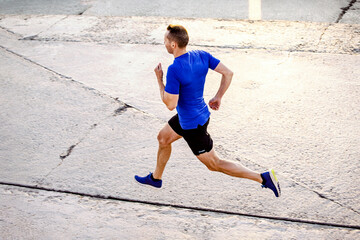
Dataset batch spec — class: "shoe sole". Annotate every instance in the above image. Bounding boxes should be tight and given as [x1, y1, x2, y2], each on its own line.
[269, 169, 281, 197]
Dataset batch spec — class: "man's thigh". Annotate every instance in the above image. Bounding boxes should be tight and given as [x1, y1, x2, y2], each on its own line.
[158, 123, 182, 145]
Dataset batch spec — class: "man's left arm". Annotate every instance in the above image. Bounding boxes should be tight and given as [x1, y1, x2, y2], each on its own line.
[154, 63, 179, 111]
[209, 62, 233, 111]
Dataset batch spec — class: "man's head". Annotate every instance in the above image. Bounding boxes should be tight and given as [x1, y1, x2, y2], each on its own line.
[164, 24, 189, 54]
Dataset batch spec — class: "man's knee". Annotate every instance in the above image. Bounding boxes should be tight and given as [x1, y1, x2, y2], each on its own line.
[157, 131, 172, 147]
[157, 124, 181, 147]
[157, 132, 166, 146]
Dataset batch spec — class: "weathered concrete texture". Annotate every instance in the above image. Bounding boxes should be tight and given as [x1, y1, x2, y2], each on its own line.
[2, 185, 359, 240]
[38, 107, 360, 226]
[0, 46, 124, 184]
[261, 0, 350, 23]
[84, 0, 248, 20]
[341, 1, 360, 24]
[0, 15, 359, 55]
[0, 27, 173, 121]
[0, 15, 66, 37]
[0, 13, 359, 238]
[0, 0, 356, 24]
[208, 50, 360, 213]
[0, 16, 359, 226]
[0, 0, 90, 15]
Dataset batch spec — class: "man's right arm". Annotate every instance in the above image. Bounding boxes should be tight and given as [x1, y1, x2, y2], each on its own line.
[209, 62, 233, 111]
[154, 63, 179, 111]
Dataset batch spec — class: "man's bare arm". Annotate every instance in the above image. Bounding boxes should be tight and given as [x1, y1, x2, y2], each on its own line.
[209, 62, 233, 111]
[154, 63, 179, 111]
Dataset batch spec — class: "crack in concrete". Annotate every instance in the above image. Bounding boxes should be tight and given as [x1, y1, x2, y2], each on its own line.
[1, 181, 359, 230]
[317, 23, 333, 47]
[58, 139, 83, 161]
[113, 103, 132, 116]
[20, 15, 69, 41]
[59, 144, 77, 160]
[233, 155, 360, 217]
[0, 25, 15, 35]
[40, 159, 66, 184]
[57, 97, 137, 161]
[2, 26, 359, 219]
[17, 34, 354, 55]
[336, 0, 357, 23]
[299, 181, 360, 216]
[0, 44, 145, 114]
[58, 101, 132, 161]
[58, 117, 104, 161]
[38, 119, 104, 184]
[78, 6, 92, 16]
[0, 44, 73, 80]
[0, 44, 150, 181]
[58, 99, 134, 160]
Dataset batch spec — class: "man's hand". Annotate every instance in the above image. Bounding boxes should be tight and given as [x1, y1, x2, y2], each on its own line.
[154, 63, 163, 81]
[209, 62, 233, 111]
[209, 96, 221, 111]
[154, 63, 179, 111]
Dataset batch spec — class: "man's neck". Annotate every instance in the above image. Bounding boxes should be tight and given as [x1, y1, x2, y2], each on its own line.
[173, 48, 187, 58]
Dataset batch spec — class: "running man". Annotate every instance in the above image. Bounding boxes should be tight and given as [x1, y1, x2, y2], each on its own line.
[135, 24, 281, 197]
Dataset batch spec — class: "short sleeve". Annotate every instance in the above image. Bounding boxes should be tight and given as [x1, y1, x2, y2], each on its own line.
[165, 65, 180, 95]
[202, 51, 220, 70]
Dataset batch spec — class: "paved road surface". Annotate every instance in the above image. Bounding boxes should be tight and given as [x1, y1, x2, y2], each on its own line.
[0, 1, 359, 239]
[0, 0, 359, 23]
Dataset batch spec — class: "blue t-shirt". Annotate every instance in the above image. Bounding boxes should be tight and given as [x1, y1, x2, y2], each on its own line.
[165, 50, 220, 129]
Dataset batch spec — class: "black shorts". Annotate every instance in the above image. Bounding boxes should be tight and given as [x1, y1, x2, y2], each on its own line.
[168, 114, 213, 156]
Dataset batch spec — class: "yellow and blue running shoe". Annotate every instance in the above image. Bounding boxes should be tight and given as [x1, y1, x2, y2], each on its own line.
[261, 169, 281, 197]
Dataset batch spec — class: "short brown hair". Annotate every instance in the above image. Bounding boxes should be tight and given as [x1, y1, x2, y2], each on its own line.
[167, 24, 189, 48]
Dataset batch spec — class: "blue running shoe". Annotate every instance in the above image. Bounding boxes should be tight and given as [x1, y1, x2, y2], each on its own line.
[134, 172, 162, 188]
[261, 169, 281, 197]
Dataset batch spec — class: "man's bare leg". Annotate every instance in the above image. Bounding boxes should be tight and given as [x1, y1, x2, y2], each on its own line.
[153, 123, 181, 179]
[197, 149, 262, 183]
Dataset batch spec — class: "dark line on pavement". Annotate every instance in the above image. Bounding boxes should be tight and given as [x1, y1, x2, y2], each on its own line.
[0, 181, 359, 230]
[336, 0, 357, 23]
[113, 103, 132, 116]
[78, 6, 92, 15]
[0, 44, 72, 80]
[60, 144, 76, 160]
[17, 35, 354, 55]
[0, 25, 18, 36]
[0, 44, 149, 117]
[235, 155, 360, 216]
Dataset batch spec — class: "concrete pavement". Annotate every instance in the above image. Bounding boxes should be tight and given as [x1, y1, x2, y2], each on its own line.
[0, 0, 359, 23]
[0, 6, 360, 240]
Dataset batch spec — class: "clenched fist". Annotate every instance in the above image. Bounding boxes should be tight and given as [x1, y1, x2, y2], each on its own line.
[154, 63, 163, 81]
[209, 96, 221, 111]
